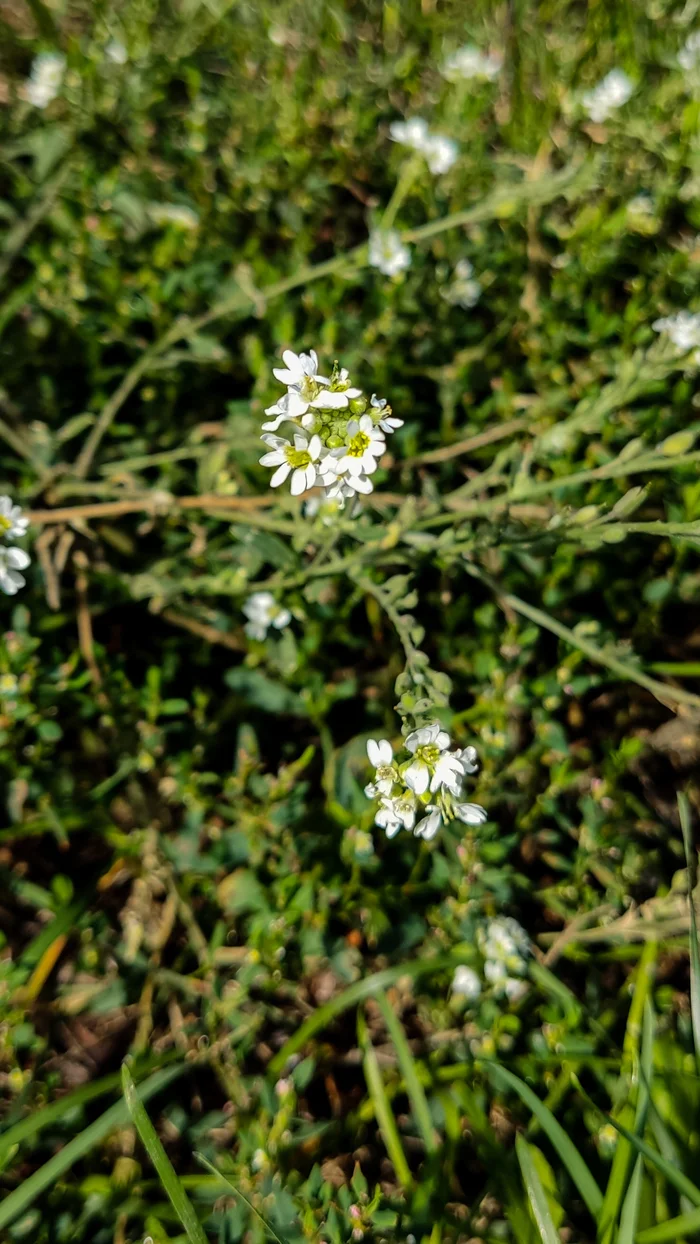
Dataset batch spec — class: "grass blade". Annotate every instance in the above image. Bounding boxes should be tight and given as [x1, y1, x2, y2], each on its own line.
[486, 1062, 602, 1217]
[0, 1065, 184, 1231]
[196, 1153, 290, 1244]
[678, 791, 700, 1075]
[358, 1008, 413, 1190]
[636, 1205, 700, 1243]
[515, 1134, 560, 1244]
[122, 1063, 208, 1244]
[268, 954, 458, 1075]
[617, 1154, 644, 1244]
[375, 989, 438, 1155]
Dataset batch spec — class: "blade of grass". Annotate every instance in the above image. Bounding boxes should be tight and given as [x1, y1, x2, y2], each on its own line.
[636, 1205, 700, 1243]
[196, 1154, 290, 1244]
[268, 954, 458, 1075]
[485, 1062, 603, 1217]
[617, 1155, 644, 1244]
[0, 1065, 184, 1231]
[375, 989, 438, 1155]
[678, 792, 700, 1076]
[514, 1135, 560, 1244]
[358, 1008, 413, 1191]
[122, 1064, 208, 1244]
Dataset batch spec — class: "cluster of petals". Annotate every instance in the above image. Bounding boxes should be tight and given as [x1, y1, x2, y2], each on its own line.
[365, 722, 486, 841]
[581, 69, 633, 123]
[389, 116, 458, 174]
[259, 349, 403, 504]
[0, 497, 30, 596]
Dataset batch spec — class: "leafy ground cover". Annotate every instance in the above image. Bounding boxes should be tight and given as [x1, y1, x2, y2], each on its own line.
[1, 1, 700, 1241]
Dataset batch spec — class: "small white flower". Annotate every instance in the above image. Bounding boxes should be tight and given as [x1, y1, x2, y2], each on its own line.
[453, 745, 479, 775]
[259, 431, 323, 496]
[375, 792, 417, 837]
[389, 116, 431, 150]
[404, 722, 451, 795]
[25, 52, 65, 108]
[442, 45, 502, 82]
[333, 415, 385, 480]
[243, 591, 291, 641]
[455, 801, 488, 825]
[264, 349, 348, 427]
[445, 259, 482, 309]
[652, 310, 700, 353]
[273, 349, 329, 389]
[582, 69, 634, 123]
[479, 917, 530, 974]
[105, 40, 128, 64]
[422, 133, 458, 175]
[452, 965, 482, 1001]
[370, 394, 403, 434]
[679, 31, 700, 72]
[627, 194, 653, 217]
[0, 547, 30, 595]
[414, 805, 442, 840]
[0, 498, 28, 541]
[368, 229, 411, 277]
[366, 738, 398, 795]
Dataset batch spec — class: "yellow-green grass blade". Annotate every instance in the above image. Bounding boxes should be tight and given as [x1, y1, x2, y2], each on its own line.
[679, 791, 700, 1076]
[196, 1154, 290, 1244]
[122, 1064, 208, 1244]
[358, 1008, 413, 1191]
[515, 1135, 561, 1244]
[636, 1205, 700, 1243]
[375, 989, 438, 1155]
[0, 1065, 184, 1231]
[617, 1154, 644, 1244]
[486, 1062, 602, 1217]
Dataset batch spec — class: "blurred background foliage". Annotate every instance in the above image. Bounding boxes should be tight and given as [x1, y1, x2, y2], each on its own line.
[1, 0, 700, 1241]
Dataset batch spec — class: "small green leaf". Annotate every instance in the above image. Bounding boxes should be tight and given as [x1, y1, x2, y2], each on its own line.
[515, 1135, 561, 1244]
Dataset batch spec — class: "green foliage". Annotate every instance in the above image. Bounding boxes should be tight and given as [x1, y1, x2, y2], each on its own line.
[1, 1, 700, 1242]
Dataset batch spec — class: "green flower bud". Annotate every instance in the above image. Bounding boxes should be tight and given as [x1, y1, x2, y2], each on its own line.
[349, 396, 368, 415]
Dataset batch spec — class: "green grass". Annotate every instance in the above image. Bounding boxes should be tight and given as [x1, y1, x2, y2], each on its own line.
[1, 1, 700, 1242]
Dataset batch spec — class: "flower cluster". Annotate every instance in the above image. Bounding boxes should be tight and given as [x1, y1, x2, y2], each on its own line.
[477, 917, 530, 1000]
[442, 45, 502, 83]
[259, 350, 402, 503]
[653, 310, 700, 357]
[582, 69, 634, 123]
[25, 52, 65, 108]
[0, 498, 30, 596]
[243, 591, 291, 641]
[368, 228, 411, 277]
[365, 723, 486, 841]
[389, 117, 458, 174]
[443, 258, 482, 309]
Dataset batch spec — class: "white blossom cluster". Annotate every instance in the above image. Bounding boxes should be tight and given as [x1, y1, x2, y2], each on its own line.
[243, 591, 291, 641]
[679, 31, 700, 72]
[368, 229, 411, 277]
[581, 69, 633, 123]
[442, 45, 502, 83]
[0, 498, 30, 596]
[389, 117, 458, 175]
[652, 310, 700, 356]
[451, 917, 530, 1004]
[25, 52, 65, 108]
[259, 350, 402, 503]
[443, 258, 482, 309]
[365, 722, 486, 841]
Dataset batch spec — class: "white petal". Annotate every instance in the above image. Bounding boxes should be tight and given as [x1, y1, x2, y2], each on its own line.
[435, 730, 450, 750]
[270, 463, 291, 488]
[6, 548, 30, 570]
[311, 390, 348, 409]
[259, 450, 285, 466]
[284, 391, 309, 417]
[377, 739, 392, 764]
[404, 761, 429, 795]
[367, 739, 381, 765]
[282, 349, 300, 372]
[308, 434, 321, 459]
[455, 803, 488, 825]
[290, 468, 307, 496]
[304, 464, 316, 489]
[273, 368, 297, 385]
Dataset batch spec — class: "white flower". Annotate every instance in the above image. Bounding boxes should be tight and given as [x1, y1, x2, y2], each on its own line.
[444, 259, 482, 309]
[365, 738, 398, 795]
[0, 547, 30, 595]
[479, 917, 530, 974]
[105, 40, 128, 64]
[679, 32, 700, 72]
[442, 45, 502, 82]
[414, 806, 442, 840]
[422, 133, 458, 175]
[263, 350, 349, 429]
[25, 52, 65, 108]
[243, 591, 291, 641]
[404, 722, 452, 795]
[627, 195, 653, 217]
[455, 801, 487, 825]
[375, 792, 417, 838]
[582, 69, 634, 123]
[0, 498, 28, 541]
[259, 431, 323, 496]
[451, 965, 482, 1001]
[453, 745, 478, 775]
[370, 394, 403, 434]
[273, 349, 329, 389]
[333, 416, 385, 481]
[652, 310, 700, 353]
[389, 116, 431, 150]
[368, 229, 411, 277]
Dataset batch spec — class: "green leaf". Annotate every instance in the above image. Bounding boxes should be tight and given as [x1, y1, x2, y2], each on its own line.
[0, 1066, 184, 1231]
[375, 989, 438, 1155]
[679, 791, 700, 1076]
[358, 1008, 413, 1191]
[196, 1154, 290, 1244]
[636, 1205, 700, 1243]
[224, 667, 306, 715]
[486, 1062, 603, 1218]
[515, 1135, 560, 1244]
[122, 1063, 209, 1244]
[617, 1154, 644, 1244]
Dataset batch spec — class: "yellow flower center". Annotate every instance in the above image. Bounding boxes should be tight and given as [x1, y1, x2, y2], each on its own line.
[347, 430, 370, 458]
[416, 743, 440, 766]
[0, 516, 12, 534]
[285, 446, 312, 469]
